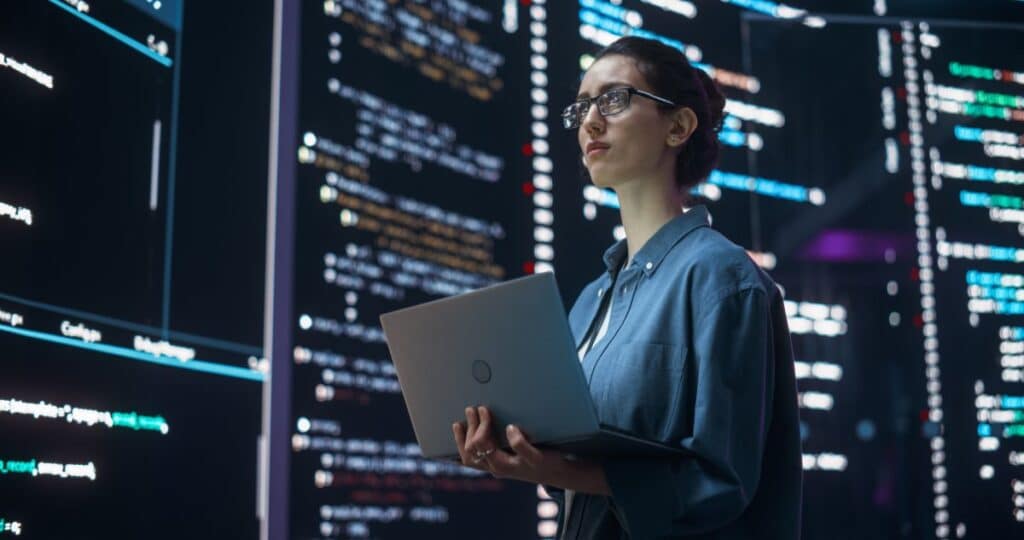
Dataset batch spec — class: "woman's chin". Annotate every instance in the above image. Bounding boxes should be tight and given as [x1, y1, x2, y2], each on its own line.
[588, 174, 619, 190]
[586, 167, 612, 188]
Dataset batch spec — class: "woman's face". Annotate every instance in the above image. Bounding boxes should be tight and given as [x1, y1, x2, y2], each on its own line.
[576, 54, 678, 190]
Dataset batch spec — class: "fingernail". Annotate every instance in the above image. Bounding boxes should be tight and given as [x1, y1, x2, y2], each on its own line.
[506, 424, 516, 434]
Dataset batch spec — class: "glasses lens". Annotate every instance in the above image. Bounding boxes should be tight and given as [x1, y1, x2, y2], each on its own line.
[561, 106, 577, 129]
[562, 101, 586, 130]
[598, 88, 630, 116]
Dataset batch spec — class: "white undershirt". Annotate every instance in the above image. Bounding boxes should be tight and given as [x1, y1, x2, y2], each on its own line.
[563, 270, 620, 536]
[577, 290, 613, 361]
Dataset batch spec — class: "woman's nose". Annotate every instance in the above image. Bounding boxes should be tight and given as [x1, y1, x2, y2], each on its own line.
[581, 103, 604, 135]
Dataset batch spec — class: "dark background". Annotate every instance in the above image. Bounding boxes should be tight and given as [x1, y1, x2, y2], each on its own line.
[0, 0, 272, 538]
[3, 0, 1024, 538]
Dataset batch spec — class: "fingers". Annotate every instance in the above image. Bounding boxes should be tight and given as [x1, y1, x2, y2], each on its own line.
[460, 405, 502, 470]
[484, 446, 517, 477]
[475, 406, 493, 447]
[454, 420, 491, 471]
[452, 422, 471, 465]
[466, 406, 498, 454]
[486, 425, 542, 480]
[506, 424, 543, 466]
[464, 406, 479, 448]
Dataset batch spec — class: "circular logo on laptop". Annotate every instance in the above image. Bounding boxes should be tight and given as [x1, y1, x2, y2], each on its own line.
[471, 359, 491, 384]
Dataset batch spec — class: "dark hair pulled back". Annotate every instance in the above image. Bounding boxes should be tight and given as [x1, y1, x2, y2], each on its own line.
[593, 36, 726, 190]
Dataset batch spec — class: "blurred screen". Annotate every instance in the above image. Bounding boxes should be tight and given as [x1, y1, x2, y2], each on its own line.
[276, 2, 1024, 539]
[0, 1, 273, 537]
[4, 1, 1024, 539]
[282, 1, 540, 537]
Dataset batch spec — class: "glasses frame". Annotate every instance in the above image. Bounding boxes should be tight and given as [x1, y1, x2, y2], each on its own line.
[561, 86, 677, 130]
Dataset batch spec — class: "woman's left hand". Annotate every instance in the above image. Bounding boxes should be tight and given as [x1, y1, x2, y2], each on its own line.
[452, 405, 577, 486]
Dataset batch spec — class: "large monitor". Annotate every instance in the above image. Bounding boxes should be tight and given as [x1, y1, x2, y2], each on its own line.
[272, 1, 541, 537]
[5, 1, 1024, 539]
[745, 13, 1024, 537]
[0, 1, 273, 537]
[269, 1, 1024, 539]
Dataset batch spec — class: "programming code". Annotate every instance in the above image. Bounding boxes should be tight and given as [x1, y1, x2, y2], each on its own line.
[285, 1, 540, 537]
[280, 2, 1024, 538]
[746, 13, 1024, 538]
[9, 0, 1024, 538]
[906, 23, 1024, 536]
[0, 1, 273, 537]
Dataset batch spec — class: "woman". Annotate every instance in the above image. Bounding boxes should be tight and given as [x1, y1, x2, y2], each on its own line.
[453, 36, 802, 539]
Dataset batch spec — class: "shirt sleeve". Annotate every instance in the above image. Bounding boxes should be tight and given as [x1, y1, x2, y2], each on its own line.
[601, 287, 775, 538]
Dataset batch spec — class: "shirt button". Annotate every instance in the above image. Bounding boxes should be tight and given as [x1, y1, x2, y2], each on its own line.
[597, 288, 603, 297]
[622, 285, 629, 294]
[645, 262, 653, 270]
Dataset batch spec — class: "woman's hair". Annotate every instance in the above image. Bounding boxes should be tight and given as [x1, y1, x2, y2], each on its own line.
[592, 36, 726, 190]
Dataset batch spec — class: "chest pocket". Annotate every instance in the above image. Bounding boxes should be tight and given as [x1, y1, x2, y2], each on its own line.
[594, 342, 687, 442]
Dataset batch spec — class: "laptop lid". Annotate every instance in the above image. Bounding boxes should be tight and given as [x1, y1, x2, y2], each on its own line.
[380, 273, 601, 459]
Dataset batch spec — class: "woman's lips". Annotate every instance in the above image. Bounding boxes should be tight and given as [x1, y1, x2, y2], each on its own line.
[586, 143, 610, 156]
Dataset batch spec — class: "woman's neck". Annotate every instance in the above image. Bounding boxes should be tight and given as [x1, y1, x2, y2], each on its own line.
[614, 178, 685, 264]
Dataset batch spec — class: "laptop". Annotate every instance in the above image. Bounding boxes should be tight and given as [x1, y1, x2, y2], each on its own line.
[379, 272, 691, 461]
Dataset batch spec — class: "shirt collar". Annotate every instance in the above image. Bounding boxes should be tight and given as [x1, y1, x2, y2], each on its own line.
[601, 205, 712, 277]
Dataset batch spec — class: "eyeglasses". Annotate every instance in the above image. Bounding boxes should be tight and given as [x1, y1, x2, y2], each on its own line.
[561, 86, 677, 130]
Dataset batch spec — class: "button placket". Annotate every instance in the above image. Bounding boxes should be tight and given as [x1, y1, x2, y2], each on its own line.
[620, 270, 635, 296]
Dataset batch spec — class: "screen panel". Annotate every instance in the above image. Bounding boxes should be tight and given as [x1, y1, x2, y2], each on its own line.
[274, 2, 1024, 539]
[283, 1, 539, 538]
[745, 13, 1024, 539]
[0, 1, 274, 538]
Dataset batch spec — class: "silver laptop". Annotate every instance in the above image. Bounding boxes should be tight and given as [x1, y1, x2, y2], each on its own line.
[380, 272, 690, 461]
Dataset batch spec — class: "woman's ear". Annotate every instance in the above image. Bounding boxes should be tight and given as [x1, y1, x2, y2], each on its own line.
[667, 107, 698, 148]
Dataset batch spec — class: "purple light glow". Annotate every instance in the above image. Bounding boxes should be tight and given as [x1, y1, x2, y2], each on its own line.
[798, 230, 913, 263]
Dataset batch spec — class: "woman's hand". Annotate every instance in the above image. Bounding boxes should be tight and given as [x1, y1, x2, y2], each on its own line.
[451, 405, 611, 495]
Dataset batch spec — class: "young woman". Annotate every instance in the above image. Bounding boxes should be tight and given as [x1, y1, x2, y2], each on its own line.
[453, 36, 802, 539]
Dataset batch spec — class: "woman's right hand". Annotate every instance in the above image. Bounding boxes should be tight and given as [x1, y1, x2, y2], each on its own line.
[452, 405, 502, 471]
[452, 406, 611, 495]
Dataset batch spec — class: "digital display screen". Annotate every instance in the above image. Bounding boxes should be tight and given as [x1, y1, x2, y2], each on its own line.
[746, 12, 1024, 539]
[5, 1, 1024, 539]
[0, 1, 273, 537]
[278, 2, 1024, 539]
[284, 1, 539, 538]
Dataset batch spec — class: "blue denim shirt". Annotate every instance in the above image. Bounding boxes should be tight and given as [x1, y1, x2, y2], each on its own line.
[552, 206, 802, 540]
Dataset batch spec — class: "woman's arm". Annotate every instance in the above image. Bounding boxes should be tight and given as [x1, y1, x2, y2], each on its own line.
[600, 287, 783, 537]
[453, 406, 611, 495]
[453, 286, 790, 538]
